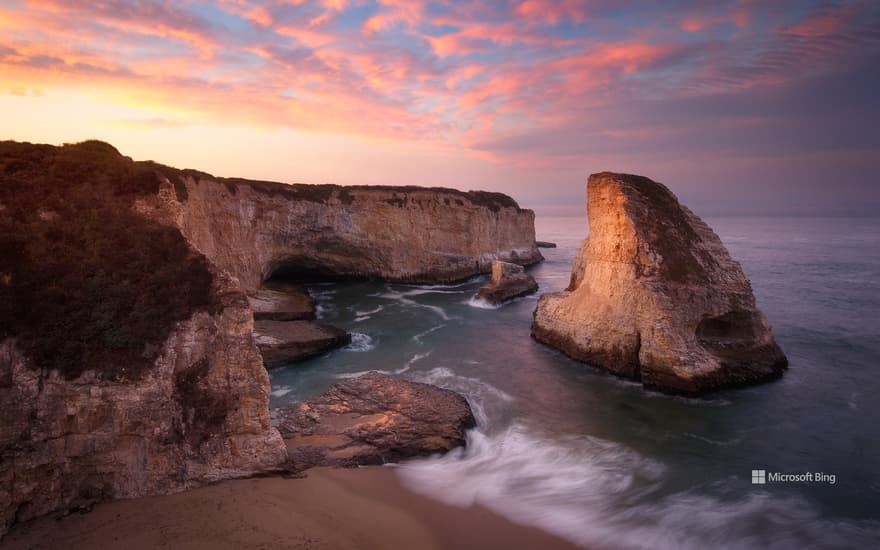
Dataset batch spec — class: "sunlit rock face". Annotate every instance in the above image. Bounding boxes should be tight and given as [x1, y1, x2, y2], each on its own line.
[144, 177, 542, 292]
[532, 172, 787, 395]
[0, 272, 287, 537]
[273, 372, 476, 470]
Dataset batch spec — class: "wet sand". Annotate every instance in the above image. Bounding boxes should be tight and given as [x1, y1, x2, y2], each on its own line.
[2, 467, 580, 550]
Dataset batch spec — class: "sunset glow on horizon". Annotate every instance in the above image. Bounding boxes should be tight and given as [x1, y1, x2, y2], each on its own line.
[2, 0, 878, 215]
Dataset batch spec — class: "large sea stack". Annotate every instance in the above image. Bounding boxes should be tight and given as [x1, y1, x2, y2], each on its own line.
[532, 172, 787, 395]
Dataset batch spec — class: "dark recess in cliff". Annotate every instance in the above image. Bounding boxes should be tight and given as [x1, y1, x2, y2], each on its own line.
[0, 140, 218, 381]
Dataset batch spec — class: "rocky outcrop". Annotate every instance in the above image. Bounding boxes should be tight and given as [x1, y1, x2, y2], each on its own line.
[249, 286, 315, 321]
[475, 260, 538, 305]
[0, 272, 286, 536]
[532, 172, 787, 395]
[254, 320, 350, 367]
[137, 177, 542, 292]
[274, 372, 475, 470]
[536, 241, 557, 248]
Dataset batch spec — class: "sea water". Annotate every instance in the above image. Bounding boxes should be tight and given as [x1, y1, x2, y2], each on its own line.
[269, 215, 880, 549]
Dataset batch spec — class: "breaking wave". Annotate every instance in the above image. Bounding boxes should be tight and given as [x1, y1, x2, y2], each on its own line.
[343, 332, 375, 352]
[397, 422, 880, 549]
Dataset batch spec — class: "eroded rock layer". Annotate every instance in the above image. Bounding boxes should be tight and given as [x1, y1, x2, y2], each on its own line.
[254, 320, 350, 367]
[0, 273, 286, 535]
[139, 176, 542, 292]
[532, 172, 787, 395]
[274, 372, 475, 469]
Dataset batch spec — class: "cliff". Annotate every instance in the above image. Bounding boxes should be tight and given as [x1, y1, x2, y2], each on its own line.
[532, 172, 787, 395]
[0, 142, 285, 535]
[0, 140, 535, 536]
[137, 175, 541, 292]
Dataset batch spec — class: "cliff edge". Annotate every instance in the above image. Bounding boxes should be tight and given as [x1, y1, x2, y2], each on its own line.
[138, 175, 541, 292]
[532, 172, 787, 395]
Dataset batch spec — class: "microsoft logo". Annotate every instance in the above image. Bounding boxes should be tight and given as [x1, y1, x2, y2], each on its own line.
[751, 469, 766, 484]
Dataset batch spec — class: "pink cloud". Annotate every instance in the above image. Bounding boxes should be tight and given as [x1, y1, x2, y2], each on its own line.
[2, 0, 877, 178]
[514, 0, 587, 25]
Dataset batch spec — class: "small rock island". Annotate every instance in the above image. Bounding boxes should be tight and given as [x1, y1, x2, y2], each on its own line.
[274, 372, 476, 470]
[475, 260, 539, 306]
[532, 172, 787, 395]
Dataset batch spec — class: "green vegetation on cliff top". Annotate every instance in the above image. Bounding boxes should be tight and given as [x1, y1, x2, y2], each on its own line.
[0, 140, 216, 380]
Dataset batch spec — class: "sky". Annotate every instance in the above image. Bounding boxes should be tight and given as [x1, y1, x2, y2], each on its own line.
[1, 0, 878, 216]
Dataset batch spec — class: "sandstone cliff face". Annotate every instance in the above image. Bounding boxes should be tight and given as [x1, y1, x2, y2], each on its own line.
[141, 177, 542, 292]
[1, 141, 533, 537]
[532, 172, 787, 395]
[0, 272, 286, 536]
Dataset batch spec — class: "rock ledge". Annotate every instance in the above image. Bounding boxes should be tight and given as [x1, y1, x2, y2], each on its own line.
[254, 320, 350, 368]
[274, 372, 475, 469]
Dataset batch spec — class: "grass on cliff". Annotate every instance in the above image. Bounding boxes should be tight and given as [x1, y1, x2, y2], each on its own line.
[0, 140, 216, 381]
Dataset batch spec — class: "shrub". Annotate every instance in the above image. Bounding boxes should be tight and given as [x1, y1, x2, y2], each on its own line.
[0, 141, 217, 381]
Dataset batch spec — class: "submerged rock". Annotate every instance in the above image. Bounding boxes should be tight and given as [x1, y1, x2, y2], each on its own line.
[475, 260, 538, 305]
[254, 320, 350, 367]
[274, 372, 475, 469]
[532, 172, 787, 395]
[536, 241, 557, 248]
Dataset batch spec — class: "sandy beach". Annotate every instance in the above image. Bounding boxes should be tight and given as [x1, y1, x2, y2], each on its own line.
[1, 466, 579, 550]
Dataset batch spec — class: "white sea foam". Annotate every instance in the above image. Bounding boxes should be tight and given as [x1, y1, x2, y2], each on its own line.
[466, 296, 501, 309]
[401, 288, 468, 296]
[270, 386, 292, 398]
[393, 363, 880, 549]
[354, 304, 385, 321]
[334, 351, 432, 379]
[412, 367, 514, 407]
[377, 289, 451, 320]
[397, 424, 880, 549]
[413, 323, 445, 344]
[309, 288, 337, 320]
[467, 293, 537, 308]
[396, 277, 483, 290]
[403, 350, 432, 370]
[355, 305, 384, 317]
[343, 332, 375, 352]
[314, 303, 327, 319]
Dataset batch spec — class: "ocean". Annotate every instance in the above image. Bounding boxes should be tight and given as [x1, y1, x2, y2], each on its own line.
[268, 215, 880, 549]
